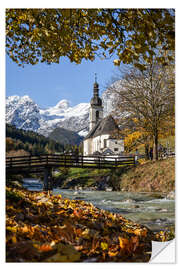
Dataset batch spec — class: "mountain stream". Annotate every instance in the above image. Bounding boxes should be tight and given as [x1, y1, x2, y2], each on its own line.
[23, 178, 175, 233]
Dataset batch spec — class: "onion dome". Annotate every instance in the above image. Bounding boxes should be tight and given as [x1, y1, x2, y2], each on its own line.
[90, 75, 102, 106]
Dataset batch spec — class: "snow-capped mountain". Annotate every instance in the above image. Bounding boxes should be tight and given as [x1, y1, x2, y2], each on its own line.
[6, 95, 41, 131]
[38, 101, 90, 137]
[6, 96, 90, 137]
[6, 89, 116, 137]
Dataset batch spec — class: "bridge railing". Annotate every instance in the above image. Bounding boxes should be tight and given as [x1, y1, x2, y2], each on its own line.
[6, 154, 135, 171]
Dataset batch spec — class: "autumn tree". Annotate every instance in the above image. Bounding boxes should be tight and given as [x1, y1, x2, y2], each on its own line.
[6, 9, 174, 67]
[6, 137, 15, 152]
[109, 60, 175, 160]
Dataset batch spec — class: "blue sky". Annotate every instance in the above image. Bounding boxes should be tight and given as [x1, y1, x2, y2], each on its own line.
[6, 54, 119, 108]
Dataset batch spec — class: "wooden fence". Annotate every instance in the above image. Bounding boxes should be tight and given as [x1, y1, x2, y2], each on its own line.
[6, 154, 135, 174]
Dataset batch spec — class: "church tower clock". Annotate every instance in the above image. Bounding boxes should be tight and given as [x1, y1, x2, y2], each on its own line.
[89, 75, 103, 130]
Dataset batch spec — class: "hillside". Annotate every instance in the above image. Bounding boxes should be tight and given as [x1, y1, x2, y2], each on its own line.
[54, 158, 175, 193]
[119, 158, 175, 193]
[6, 124, 63, 155]
[49, 127, 83, 146]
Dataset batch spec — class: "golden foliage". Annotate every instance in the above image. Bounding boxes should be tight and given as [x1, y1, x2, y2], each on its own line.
[124, 131, 146, 152]
[6, 187, 154, 262]
[6, 9, 174, 67]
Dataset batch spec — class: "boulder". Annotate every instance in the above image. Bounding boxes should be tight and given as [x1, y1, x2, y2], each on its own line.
[166, 191, 175, 200]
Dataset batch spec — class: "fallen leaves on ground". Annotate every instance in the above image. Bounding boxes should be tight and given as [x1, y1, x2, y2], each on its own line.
[6, 186, 155, 262]
[155, 228, 175, 242]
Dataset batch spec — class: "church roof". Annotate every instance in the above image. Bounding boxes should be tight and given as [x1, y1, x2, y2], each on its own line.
[90, 96, 102, 106]
[85, 115, 119, 139]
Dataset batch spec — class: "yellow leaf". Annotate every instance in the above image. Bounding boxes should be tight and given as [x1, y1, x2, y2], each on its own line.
[148, 32, 153, 37]
[21, 225, 29, 233]
[108, 250, 118, 257]
[39, 243, 53, 252]
[101, 242, 108, 250]
[134, 44, 141, 49]
[133, 228, 147, 237]
[12, 236, 17, 243]
[6, 226, 17, 233]
[113, 59, 120, 66]
[82, 228, 90, 239]
[119, 237, 129, 249]
[56, 209, 65, 215]
[44, 29, 50, 36]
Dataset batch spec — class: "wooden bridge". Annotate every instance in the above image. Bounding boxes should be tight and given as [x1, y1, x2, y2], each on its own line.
[6, 154, 135, 190]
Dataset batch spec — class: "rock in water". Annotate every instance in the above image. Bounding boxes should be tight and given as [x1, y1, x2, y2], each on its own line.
[166, 191, 175, 200]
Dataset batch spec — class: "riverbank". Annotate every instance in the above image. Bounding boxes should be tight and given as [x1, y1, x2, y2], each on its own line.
[6, 186, 157, 262]
[119, 157, 175, 193]
[54, 157, 175, 194]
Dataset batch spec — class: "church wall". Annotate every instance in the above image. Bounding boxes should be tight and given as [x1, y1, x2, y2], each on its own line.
[92, 134, 109, 153]
[92, 135, 124, 154]
[83, 138, 93, 156]
[89, 106, 103, 130]
[108, 139, 124, 153]
[84, 135, 124, 155]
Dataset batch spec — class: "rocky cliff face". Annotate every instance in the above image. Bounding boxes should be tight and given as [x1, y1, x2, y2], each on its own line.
[6, 95, 41, 131]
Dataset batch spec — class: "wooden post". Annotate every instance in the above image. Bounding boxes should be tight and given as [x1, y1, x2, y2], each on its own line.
[43, 167, 53, 191]
[43, 167, 49, 191]
[64, 155, 66, 167]
[48, 168, 53, 191]
[59, 155, 62, 166]
[10, 157, 12, 168]
[115, 158, 117, 167]
[134, 156, 136, 166]
[81, 155, 83, 168]
[29, 155, 31, 168]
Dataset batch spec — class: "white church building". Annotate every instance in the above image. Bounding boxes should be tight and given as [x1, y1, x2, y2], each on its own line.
[83, 78, 124, 156]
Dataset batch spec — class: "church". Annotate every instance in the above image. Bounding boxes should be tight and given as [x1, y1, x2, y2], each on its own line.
[83, 78, 124, 156]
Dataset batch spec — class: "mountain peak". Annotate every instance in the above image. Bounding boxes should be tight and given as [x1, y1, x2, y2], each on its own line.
[21, 95, 32, 100]
[6, 95, 33, 104]
[6, 95, 20, 102]
[6, 87, 115, 137]
[55, 99, 70, 109]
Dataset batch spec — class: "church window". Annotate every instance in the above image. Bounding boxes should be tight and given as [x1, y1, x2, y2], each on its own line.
[114, 148, 119, 151]
[96, 111, 99, 121]
[104, 139, 107, 148]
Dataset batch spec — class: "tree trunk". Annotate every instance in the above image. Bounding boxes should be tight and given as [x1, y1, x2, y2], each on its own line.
[145, 144, 150, 160]
[153, 131, 158, 160]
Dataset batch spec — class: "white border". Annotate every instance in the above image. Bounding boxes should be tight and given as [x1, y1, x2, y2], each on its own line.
[1, 1, 179, 268]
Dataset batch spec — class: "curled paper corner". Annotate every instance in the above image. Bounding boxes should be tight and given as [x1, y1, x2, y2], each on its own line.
[150, 239, 175, 263]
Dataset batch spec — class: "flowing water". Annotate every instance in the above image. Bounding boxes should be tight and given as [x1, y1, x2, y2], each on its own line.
[23, 178, 175, 233]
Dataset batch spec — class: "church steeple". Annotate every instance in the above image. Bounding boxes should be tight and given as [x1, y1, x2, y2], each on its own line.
[89, 74, 103, 130]
[90, 74, 102, 107]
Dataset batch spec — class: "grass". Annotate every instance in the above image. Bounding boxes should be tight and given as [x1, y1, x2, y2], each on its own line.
[56, 167, 111, 179]
[54, 167, 111, 189]
[120, 157, 175, 193]
[53, 157, 175, 193]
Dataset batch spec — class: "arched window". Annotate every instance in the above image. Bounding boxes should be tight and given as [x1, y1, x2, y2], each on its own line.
[96, 111, 99, 121]
[104, 139, 107, 148]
